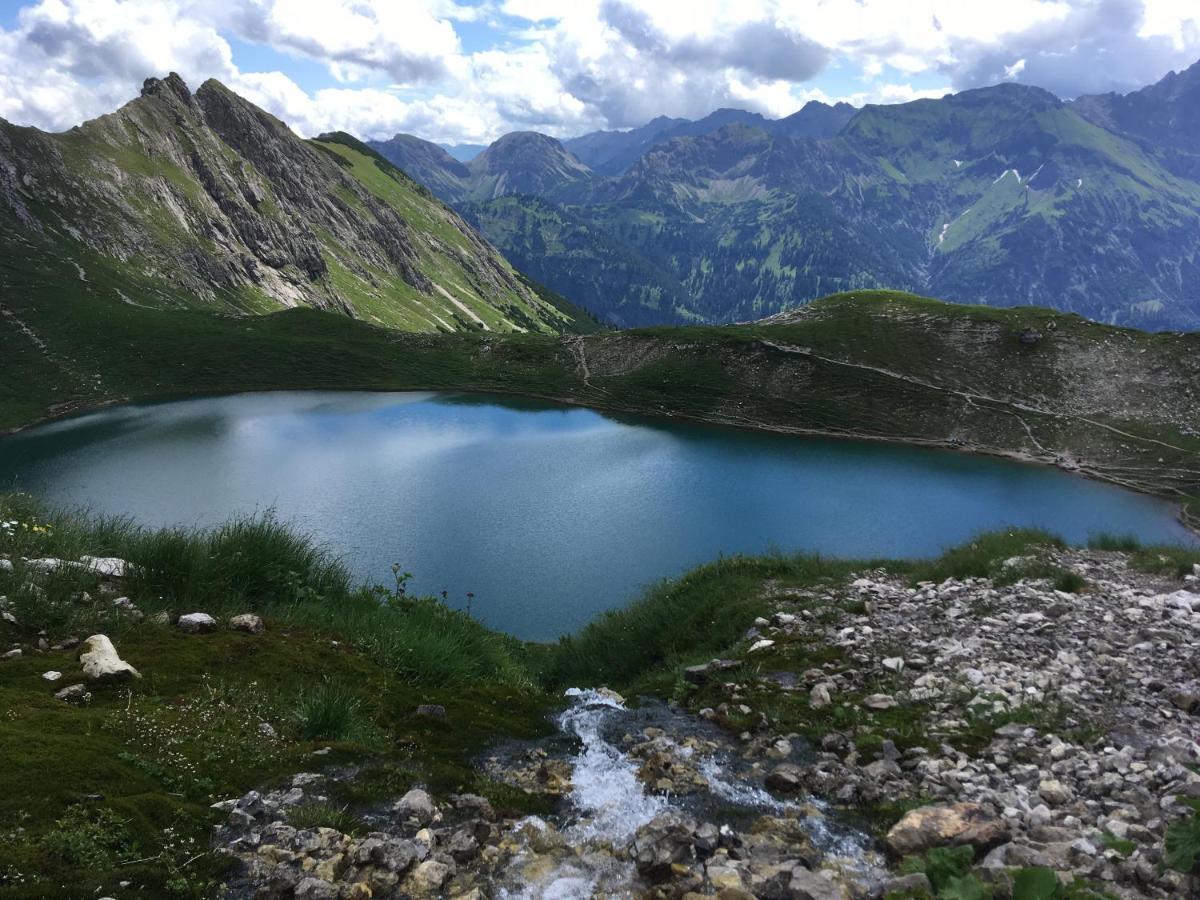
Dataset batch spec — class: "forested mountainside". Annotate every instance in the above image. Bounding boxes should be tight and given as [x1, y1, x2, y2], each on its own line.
[371, 64, 1200, 331]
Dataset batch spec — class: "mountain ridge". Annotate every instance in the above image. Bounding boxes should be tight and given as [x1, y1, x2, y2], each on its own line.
[0, 73, 591, 334]
[370, 71, 1200, 330]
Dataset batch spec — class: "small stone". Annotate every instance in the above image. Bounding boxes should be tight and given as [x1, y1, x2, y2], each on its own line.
[409, 859, 449, 892]
[1, 648, 21, 660]
[787, 868, 843, 900]
[394, 788, 436, 825]
[1028, 804, 1053, 827]
[293, 877, 338, 900]
[41, 670, 62, 682]
[1038, 779, 1072, 806]
[748, 639, 775, 653]
[593, 687, 625, 706]
[882, 656, 905, 672]
[257, 722, 277, 739]
[863, 693, 898, 710]
[229, 613, 264, 634]
[809, 682, 834, 708]
[54, 683, 89, 703]
[79, 556, 129, 578]
[864, 759, 902, 780]
[415, 704, 446, 720]
[766, 738, 792, 760]
[1169, 691, 1200, 714]
[0, 559, 12, 573]
[765, 763, 804, 793]
[1070, 838, 1098, 858]
[177, 612, 217, 634]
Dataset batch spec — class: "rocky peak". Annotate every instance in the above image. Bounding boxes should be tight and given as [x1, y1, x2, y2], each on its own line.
[140, 71, 194, 106]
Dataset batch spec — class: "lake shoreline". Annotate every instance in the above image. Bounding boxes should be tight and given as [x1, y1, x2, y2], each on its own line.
[5, 384, 1198, 541]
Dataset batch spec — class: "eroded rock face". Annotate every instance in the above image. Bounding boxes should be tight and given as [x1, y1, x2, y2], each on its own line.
[78, 634, 140, 682]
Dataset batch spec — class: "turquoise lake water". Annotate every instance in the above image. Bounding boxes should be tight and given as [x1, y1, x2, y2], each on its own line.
[0, 391, 1193, 639]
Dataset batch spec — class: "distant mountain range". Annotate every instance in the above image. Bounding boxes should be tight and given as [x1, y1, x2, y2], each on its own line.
[0, 74, 594, 334]
[370, 65, 1200, 330]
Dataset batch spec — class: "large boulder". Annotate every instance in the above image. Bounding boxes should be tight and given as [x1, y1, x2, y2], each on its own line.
[78, 635, 141, 682]
[177, 612, 217, 634]
[886, 803, 1010, 856]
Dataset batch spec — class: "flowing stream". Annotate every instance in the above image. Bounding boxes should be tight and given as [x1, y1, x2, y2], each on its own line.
[494, 690, 881, 898]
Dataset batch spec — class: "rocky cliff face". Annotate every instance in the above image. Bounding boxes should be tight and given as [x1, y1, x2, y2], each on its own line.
[0, 73, 578, 333]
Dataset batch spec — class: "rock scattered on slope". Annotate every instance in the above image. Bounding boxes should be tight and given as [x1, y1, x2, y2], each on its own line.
[229, 613, 264, 634]
[78, 634, 140, 682]
[177, 612, 217, 634]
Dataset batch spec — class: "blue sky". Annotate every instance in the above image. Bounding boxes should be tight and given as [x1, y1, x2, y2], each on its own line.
[1, 1, 1198, 144]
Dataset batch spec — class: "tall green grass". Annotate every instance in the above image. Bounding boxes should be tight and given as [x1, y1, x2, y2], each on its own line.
[0, 492, 528, 687]
[908, 528, 1064, 584]
[292, 679, 365, 741]
[543, 553, 872, 688]
[4, 492, 1196, 695]
[1088, 532, 1200, 577]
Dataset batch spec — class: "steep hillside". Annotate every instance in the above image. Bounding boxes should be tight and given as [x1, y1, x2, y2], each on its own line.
[1074, 58, 1200, 154]
[0, 74, 586, 334]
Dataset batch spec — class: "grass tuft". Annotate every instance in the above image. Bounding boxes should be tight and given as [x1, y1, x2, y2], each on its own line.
[286, 801, 365, 836]
[909, 528, 1064, 585]
[291, 679, 367, 742]
[1088, 532, 1142, 553]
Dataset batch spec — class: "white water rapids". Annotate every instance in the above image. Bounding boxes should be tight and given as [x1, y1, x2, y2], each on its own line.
[496, 688, 875, 899]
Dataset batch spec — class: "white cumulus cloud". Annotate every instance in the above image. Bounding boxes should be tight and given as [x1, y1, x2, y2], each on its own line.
[0, 0, 1197, 143]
